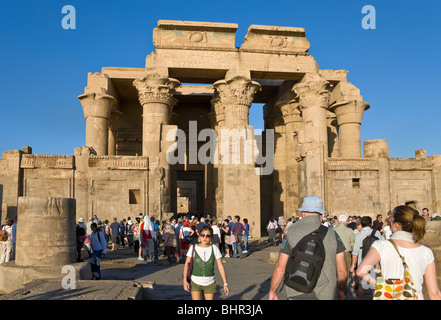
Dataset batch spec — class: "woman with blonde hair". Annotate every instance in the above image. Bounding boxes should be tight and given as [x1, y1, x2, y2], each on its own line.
[357, 205, 441, 300]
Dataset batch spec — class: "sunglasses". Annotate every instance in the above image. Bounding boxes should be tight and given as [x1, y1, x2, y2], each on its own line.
[199, 233, 211, 238]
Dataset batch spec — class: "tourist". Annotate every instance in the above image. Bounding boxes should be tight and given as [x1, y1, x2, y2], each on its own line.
[76, 227, 87, 261]
[103, 219, 110, 243]
[137, 216, 144, 260]
[373, 214, 384, 234]
[171, 217, 181, 262]
[243, 218, 250, 253]
[151, 217, 160, 262]
[0, 219, 14, 264]
[269, 195, 347, 300]
[119, 219, 127, 248]
[141, 215, 156, 264]
[357, 205, 441, 300]
[93, 214, 101, 224]
[183, 226, 229, 300]
[267, 218, 278, 246]
[126, 220, 135, 248]
[77, 217, 86, 231]
[231, 215, 244, 258]
[350, 215, 384, 300]
[86, 217, 93, 236]
[89, 222, 107, 280]
[347, 216, 359, 230]
[277, 216, 286, 242]
[179, 220, 194, 263]
[163, 224, 177, 264]
[222, 218, 232, 257]
[422, 208, 430, 221]
[334, 214, 355, 294]
[109, 218, 120, 250]
[11, 217, 16, 260]
[211, 219, 221, 249]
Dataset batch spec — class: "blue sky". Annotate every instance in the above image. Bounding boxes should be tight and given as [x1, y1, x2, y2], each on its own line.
[1, 0, 440, 158]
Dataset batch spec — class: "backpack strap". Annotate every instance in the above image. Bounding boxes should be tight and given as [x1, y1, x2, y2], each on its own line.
[318, 225, 328, 240]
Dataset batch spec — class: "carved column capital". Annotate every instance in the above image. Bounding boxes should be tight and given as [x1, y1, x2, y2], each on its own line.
[279, 100, 302, 125]
[78, 92, 117, 120]
[213, 75, 261, 108]
[133, 72, 181, 106]
[293, 74, 331, 110]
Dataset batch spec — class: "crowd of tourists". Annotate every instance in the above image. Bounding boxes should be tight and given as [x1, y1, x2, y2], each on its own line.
[75, 213, 251, 285]
[269, 195, 441, 300]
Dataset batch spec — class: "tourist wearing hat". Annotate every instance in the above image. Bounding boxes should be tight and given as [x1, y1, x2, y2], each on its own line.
[269, 195, 347, 300]
[77, 218, 87, 231]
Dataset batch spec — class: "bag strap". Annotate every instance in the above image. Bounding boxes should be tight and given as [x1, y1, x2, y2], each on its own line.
[388, 239, 408, 267]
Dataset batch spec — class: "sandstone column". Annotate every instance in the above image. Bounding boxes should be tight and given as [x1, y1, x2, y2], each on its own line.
[330, 100, 369, 158]
[280, 100, 303, 216]
[133, 72, 180, 158]
[133, 72, 181, 218]
[108, 108, 124, 156]
[293, 74, 331, 199]
[16, 197, 77, 266]
[78, 92, 117, 155]
[213, 74, 262, 237]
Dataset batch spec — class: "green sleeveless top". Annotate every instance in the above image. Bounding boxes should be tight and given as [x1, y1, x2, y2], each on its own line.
[192, 245, 215, 277]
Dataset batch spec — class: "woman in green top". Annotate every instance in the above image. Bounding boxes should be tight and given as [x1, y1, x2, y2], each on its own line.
[183, 226, 229, 300]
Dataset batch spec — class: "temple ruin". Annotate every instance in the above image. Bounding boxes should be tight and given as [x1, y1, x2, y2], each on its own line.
[1, 20, 441, 238]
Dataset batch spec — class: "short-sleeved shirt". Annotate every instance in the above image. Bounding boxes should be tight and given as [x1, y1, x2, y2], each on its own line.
[110, 222, 120, 235]
[187, 244, 223, 286]
[371, 240, 434, 300]
[280, 215, 346, 300]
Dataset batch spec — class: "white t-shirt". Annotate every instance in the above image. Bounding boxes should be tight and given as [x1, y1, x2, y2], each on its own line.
[371, 240, 434, 300]
[187, 244, 223, 286]
[180, 226, 191, 239]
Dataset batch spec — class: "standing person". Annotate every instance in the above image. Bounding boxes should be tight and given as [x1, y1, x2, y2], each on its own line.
[0, 219, 13, 264]
[350, 215, 384, 300]
[163, 224, 177, 264]
[347, 216, 359, 231]
[89, 222, 107, 280]
[86, 218, 93, 236]
[357, 205, 441, 300]
[267, 219, 278, 246]
[179, 220, 194, 263]
[334, 214, 355, 294]
[231, 215, 244, 258]
[277, 216, 286, 242]
[119, 219, 127, 249]
[109, 218, 120, 251]
[269, 195, 347, 300]
[77, 217, 87, 231]
[373, 214, 384, 235]
[126, 220, 135, 248]
[103, 220, 110, 243]
[222, 218, 232, 257]
[210, 220, 221, 249]
[183, 226, 229, 300]
[243, 218, 250, 253]
[11, 217, 17, 260]
[141, 215, 156, 264]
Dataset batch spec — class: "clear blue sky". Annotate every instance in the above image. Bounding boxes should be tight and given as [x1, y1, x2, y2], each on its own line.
[1, 0, 440, 158]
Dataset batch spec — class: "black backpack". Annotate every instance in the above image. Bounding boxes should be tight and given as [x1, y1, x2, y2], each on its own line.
[284, 225, 328, 293]
[361, 229, 379, 260]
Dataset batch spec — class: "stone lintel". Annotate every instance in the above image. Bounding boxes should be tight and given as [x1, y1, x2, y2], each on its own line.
[153, 20, 238, 51]
[240, 24, 310, 54]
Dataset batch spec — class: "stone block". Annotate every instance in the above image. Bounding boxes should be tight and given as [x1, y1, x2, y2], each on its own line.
[153, 20, 238, 51]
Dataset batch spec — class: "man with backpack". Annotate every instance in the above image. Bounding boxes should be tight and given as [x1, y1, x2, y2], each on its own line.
[269, 195, 347, 300]
[350, 215, 384, 300]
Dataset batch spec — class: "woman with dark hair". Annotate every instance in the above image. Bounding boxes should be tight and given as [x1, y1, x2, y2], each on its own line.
[357, 205, 441, 300]
[183, 226, 229, 300]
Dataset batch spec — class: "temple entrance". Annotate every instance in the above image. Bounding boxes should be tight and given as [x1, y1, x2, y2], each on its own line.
[176, 171, 204, 216]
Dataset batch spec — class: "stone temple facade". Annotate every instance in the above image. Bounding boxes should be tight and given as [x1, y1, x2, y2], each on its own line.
[1, 20, 441, 238]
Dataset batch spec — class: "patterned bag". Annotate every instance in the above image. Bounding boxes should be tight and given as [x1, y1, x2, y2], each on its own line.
[373, 240, 417, 300]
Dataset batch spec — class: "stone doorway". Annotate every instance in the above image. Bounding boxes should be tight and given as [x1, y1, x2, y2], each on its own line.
[176, 171, 204, 216]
